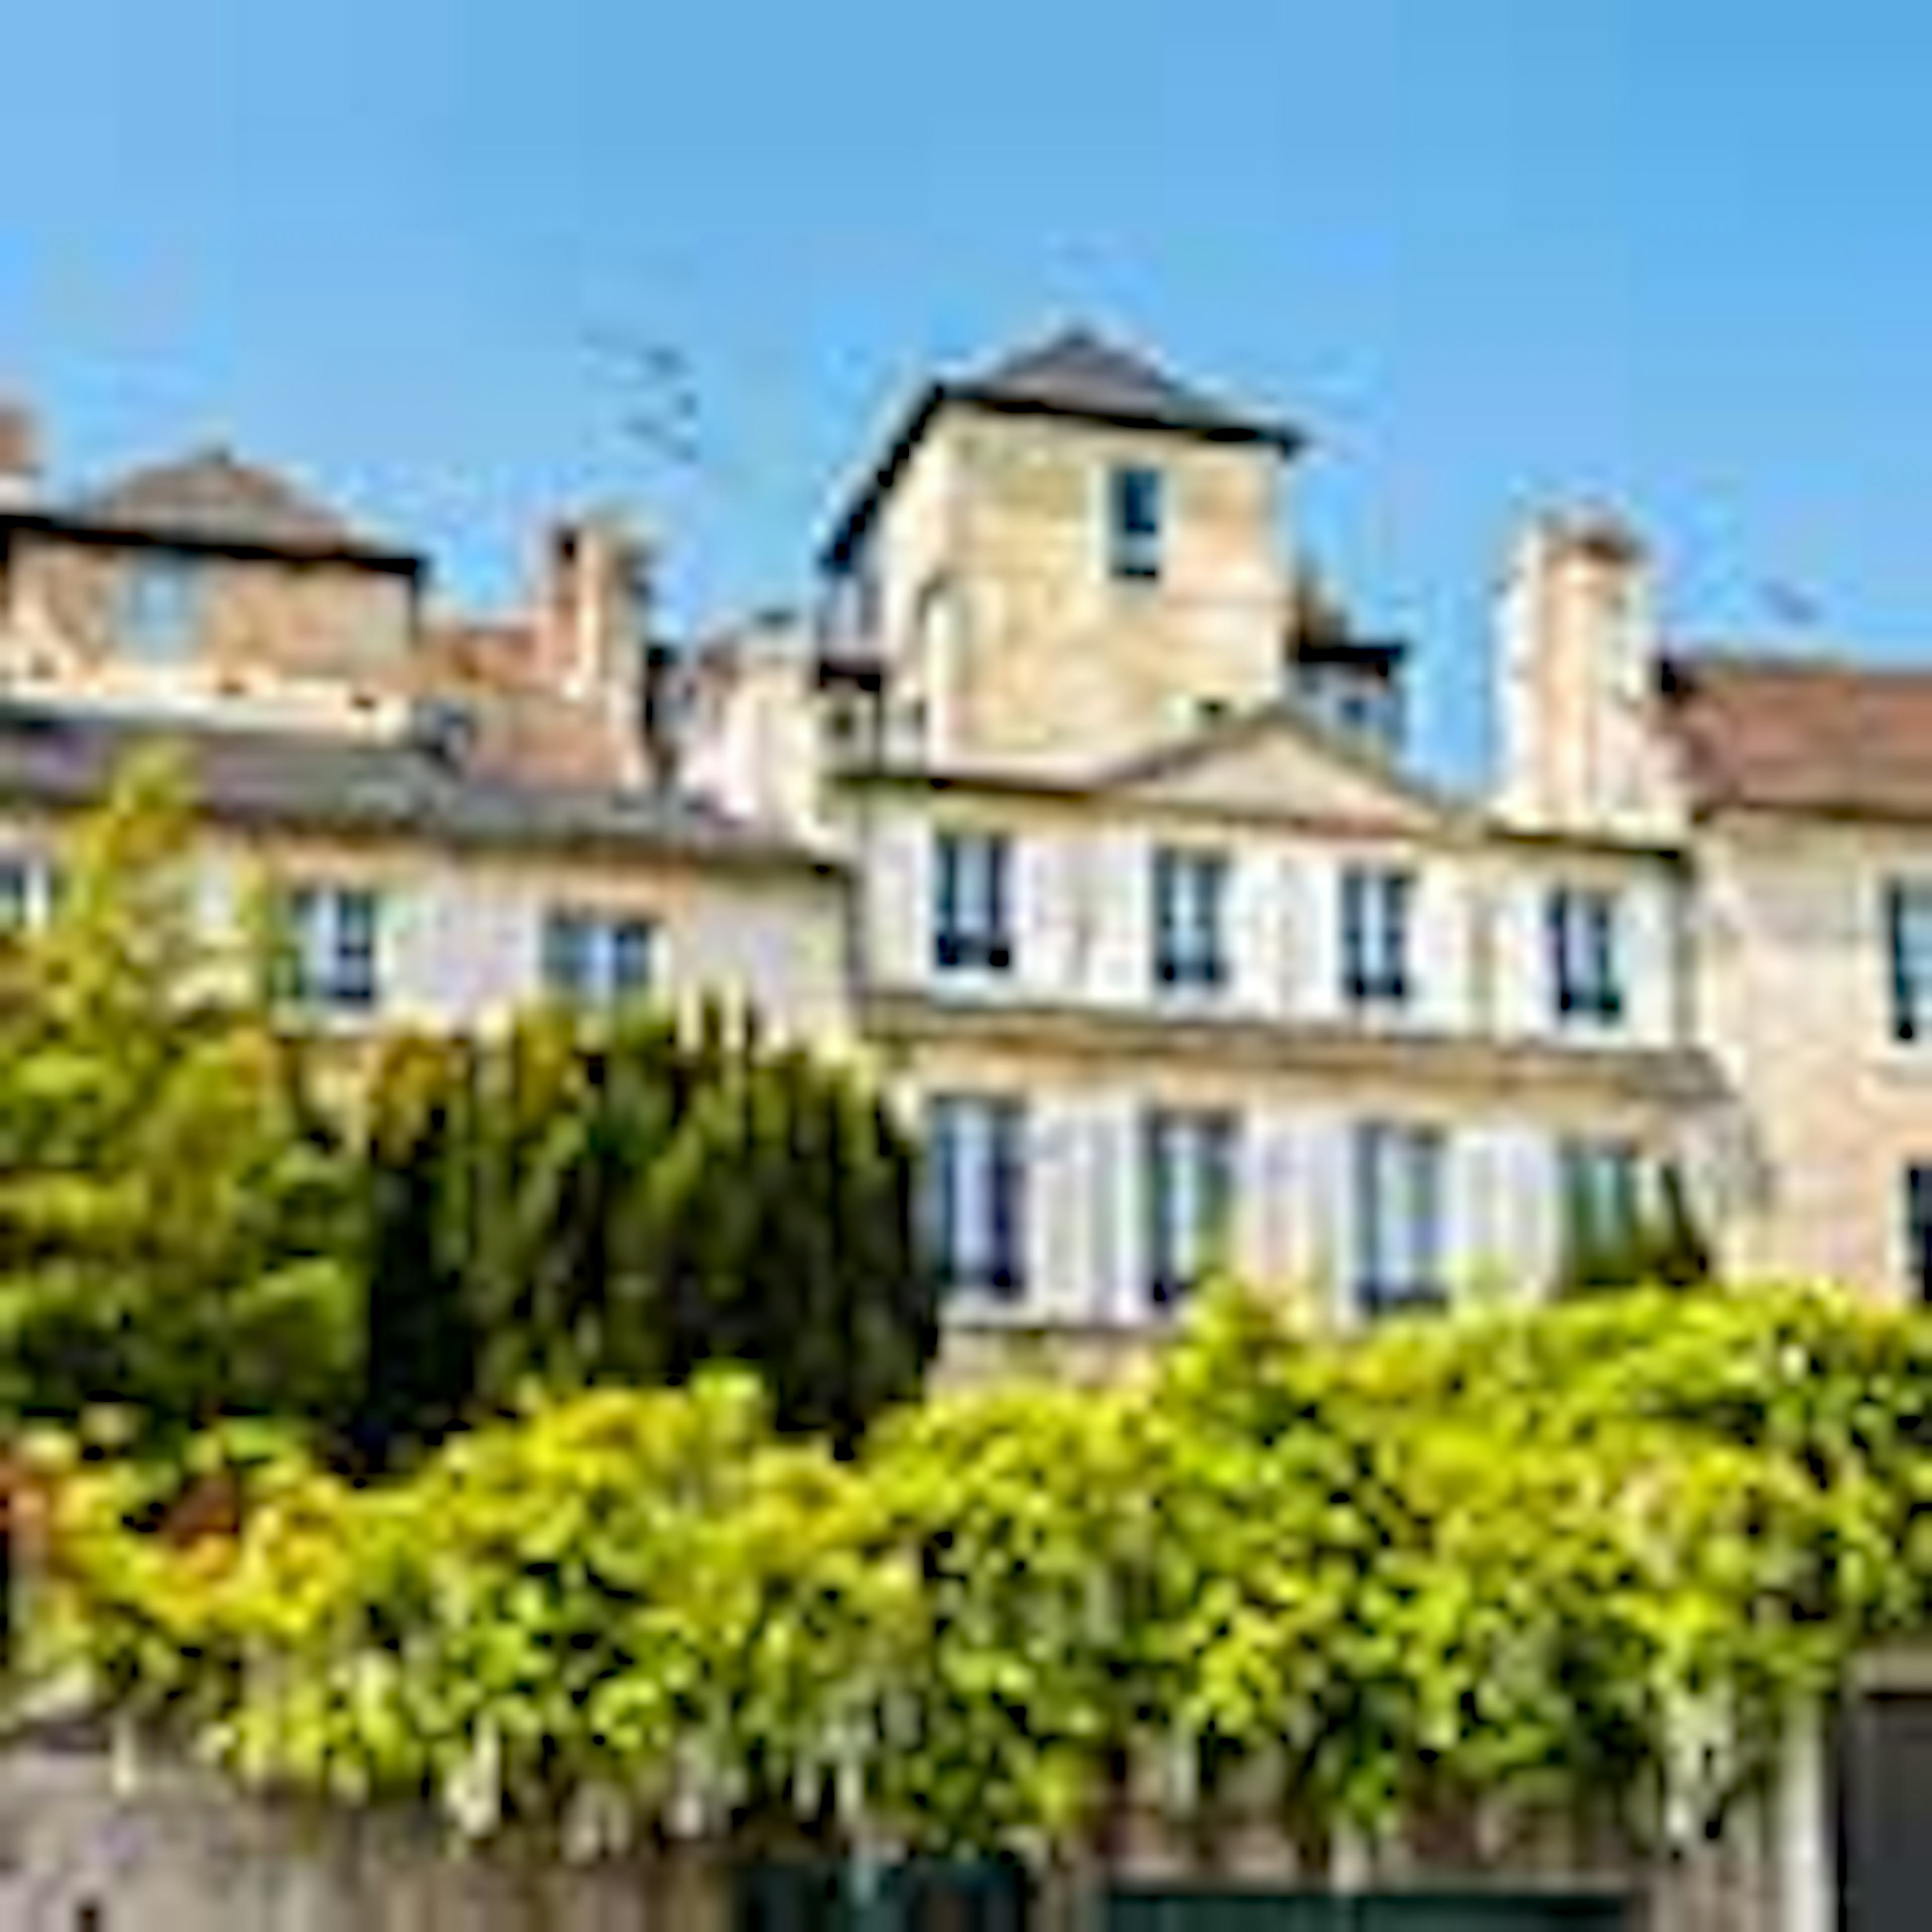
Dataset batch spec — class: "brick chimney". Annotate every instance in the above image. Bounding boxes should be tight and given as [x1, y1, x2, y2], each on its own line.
[1496, 511, 1679, 836]
[0, 401, 38, 506]
[536, 507, 656, 782]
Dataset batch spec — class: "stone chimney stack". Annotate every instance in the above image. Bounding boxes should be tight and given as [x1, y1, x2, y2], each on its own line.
[1496, 511, 1678, 836]
[0, 401, 39, 506]
[538, 507, 656, 782]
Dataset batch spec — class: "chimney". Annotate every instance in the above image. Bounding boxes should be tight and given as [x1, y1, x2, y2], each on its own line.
[1496, 511, 1677, 835]
[538, 508, 656, 782]
[0, 401, 39, 506]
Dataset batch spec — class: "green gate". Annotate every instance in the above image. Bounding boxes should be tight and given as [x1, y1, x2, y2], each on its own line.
[1102, 1889, 1630, 1932]
[735, 1856, 1030, 1931]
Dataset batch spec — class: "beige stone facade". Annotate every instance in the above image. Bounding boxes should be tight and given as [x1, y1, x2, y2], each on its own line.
[1494, 517, 1932, 1306]
[721, 328, 1727, 1334]
[7, 321, 1925, 1333]
[0, 432, 847, 1055]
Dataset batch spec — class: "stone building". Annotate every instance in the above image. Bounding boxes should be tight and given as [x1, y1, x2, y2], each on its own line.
[691, 329, 1720, 1351]
[2, 325, 1928, 1339]
[6, 329, 1932, 1928]
[0, 409, 849, 1046]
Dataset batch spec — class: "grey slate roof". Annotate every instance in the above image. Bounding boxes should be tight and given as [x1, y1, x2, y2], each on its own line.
[956, 328, 1303, 447]
[822, 326, 1304, 568]
[59, 448, 412, 566]
[0, 702, 839, 875]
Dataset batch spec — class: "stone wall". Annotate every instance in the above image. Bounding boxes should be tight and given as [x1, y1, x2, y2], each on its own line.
[0, 1737, 731, 1932]
[5, 534, 416, 691]
[0, 1735, 1798, 1932]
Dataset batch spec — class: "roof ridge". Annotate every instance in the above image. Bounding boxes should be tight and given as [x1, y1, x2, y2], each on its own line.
[64, 443, 400, 559]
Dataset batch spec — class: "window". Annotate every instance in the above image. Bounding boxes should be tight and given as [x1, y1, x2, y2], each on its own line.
[1107, 465, 1164, 582]
[1549, 886, 1625, 1024]
[1341, 865, 1412, 1007]
[1144, 1108, 1238, 1309]
[282, 884, 380, 1012]
[1294, 664, 1404, 755]
[0, 852, 58, 933]
[1353, 1121, 1446, 1316]
[1153, 847, 1230, 990]
[935, 829, 1013, 973]
[1886, 882, 1932, 1042]
[1908, 1166, 1932, 1303]
[924, 1095, 1027, 1300]
[118, 553, 201, 659]
[544, 908, 656, 1006]
[1559, 1138, 1642, 1261]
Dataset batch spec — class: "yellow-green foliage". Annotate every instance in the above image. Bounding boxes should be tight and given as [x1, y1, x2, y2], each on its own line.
[40, 1281, 1932, 1856]
[0, 753, 359, 1435]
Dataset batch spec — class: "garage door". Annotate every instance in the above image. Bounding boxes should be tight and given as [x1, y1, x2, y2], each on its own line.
[1842, 1689, 1932, 1932]
[1103, 1889, 1629, 1932]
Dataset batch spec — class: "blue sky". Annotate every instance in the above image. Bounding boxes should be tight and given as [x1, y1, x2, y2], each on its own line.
[4, 0, 1930, 779]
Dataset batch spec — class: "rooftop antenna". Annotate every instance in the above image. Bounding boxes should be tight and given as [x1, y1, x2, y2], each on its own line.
[584, 328, 703, 471]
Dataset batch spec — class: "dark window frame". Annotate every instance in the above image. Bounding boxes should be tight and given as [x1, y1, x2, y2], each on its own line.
[1352, 1119, 1447, 1317]
[1558, 1136, 1643, 1258]
[1907, 1163, 1932, 1304]
[543, 905, 657, 1006]
[1143, 1106, 1239, 1309]
[284, 882, 381, 1013]
[1152, 845, 1231, 991]
[1888, 882, 1932, 1043]
[1341, 865, 1413, 1007]
[1549, 885, 1627, 1024]
[934, 829, 1014, 974]
[925, 1093, 1028, 1301]
[1106, 464, 1165, 582]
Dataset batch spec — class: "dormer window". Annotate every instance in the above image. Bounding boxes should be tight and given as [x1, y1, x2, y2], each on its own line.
[119, 553, 201, 660]
[1107, 465, 1164, 582]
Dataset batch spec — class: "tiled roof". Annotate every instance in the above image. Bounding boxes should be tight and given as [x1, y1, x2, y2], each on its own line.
[1660, 652, 1932, 820]
[0, 702, 838, 874]
[64, 447, 406, 562]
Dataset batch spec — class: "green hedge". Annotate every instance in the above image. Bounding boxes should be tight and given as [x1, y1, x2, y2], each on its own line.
[38, 1280, 1932, 1858]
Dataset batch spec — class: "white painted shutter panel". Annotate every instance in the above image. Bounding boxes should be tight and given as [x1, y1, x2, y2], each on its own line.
[864, 814, 927, 992]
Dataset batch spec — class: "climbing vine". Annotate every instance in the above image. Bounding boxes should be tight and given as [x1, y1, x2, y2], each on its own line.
[35, 1280, 1932, 1858]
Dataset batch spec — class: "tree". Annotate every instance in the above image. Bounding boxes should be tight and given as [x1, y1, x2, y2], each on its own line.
[358, 1003, 935, 1461]
[0, 752, 360, 1442]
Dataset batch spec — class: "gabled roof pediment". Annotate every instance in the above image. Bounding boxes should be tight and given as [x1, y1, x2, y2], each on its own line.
[1098, 701, 1468, 835]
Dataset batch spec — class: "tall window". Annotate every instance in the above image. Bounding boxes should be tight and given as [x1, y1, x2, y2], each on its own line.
[1559, 1137, 1642, 1261]
[1153, 847, 1230, 990]
[935, 829, 1013, 973]
[1341, 865, 1413, 1007]
[118, 553, 201, 660]
[1907, 1165, 1932, 1304]
[1886, 882, 1932, 1042]
[0, 852, 58, 934]
[924, 1095, 1027, 1300]
[1353, 1121, 1445, 1316]
[282, 883, 380, 1012]
[1107, 465, 1164, 582]
[1549, 886, 1625, 1024]
[1143, 1108, 1238, 1309]
[544, 908, 656, 1007]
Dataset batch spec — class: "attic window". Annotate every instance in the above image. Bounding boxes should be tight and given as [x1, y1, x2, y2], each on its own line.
[1107, 465, 1164, 582]
[119, 553, 201, 661]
